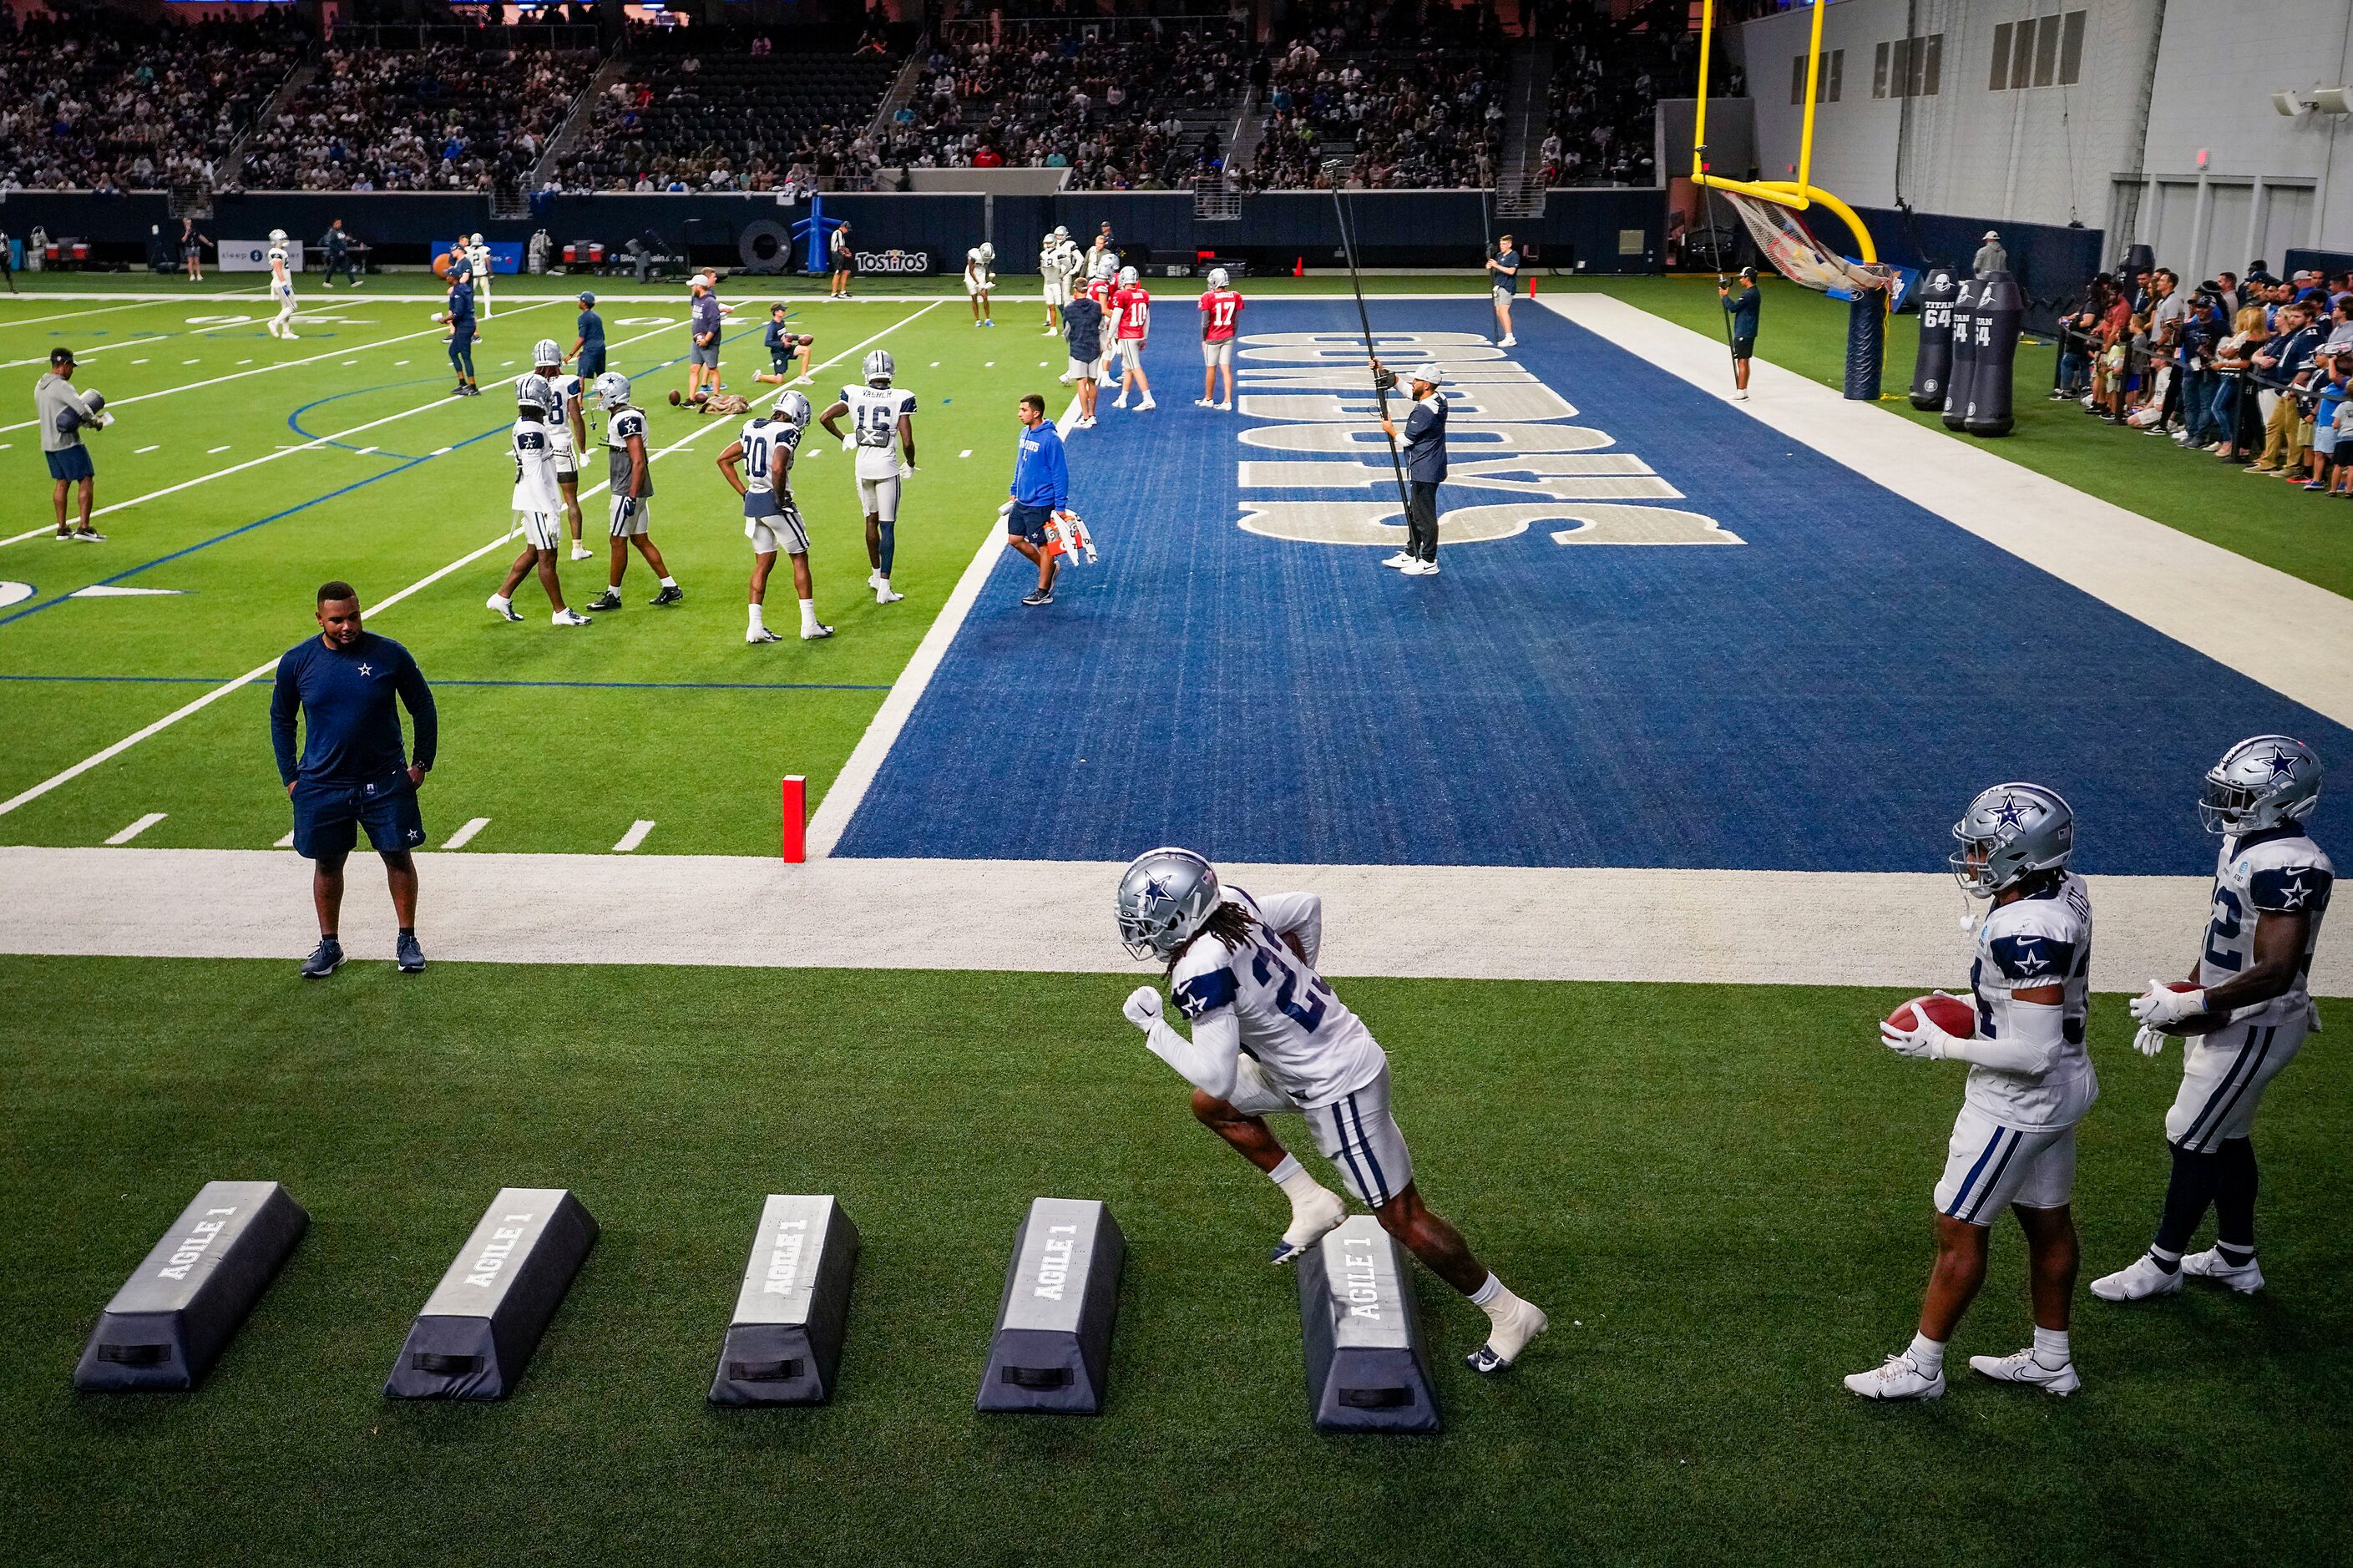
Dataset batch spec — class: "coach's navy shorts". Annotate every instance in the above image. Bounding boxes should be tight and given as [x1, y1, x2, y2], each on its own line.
[291, 773, 425, 860]
[1006, 500, 1052, 545]
[578, 345, 606, 378]
[1732, 335, 1757, 359]
[46, 447, 94, 483]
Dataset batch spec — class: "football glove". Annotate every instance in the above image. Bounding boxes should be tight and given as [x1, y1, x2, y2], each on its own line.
[1121, 985, 1162, 1031]
[2133, 1023, 2168, 1058]
[1880, 1013, 1956, 1061]
[2129, 980, 2206, 1029]
[840, 431, 858, 452]
[897, 460, 915, 480]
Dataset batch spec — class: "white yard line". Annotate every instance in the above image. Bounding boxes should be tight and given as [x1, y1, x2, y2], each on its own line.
[804, 388, 1070, 859]
[0, 847, 2329, 994]
[0, 334, 171, 372]
[0, 293, 254, 332]
[0, 302, 944, 821]
[0, 298, 563, 436]
[443, 817, 489, 849]
[102, 812, 167, 846]
[612, 820, 656, 852]
[1540, 293, 2353, 724]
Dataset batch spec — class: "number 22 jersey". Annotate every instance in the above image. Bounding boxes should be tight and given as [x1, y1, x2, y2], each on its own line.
[2197, 824, 2334, 1024]
[1171, 888, 1384, 1110]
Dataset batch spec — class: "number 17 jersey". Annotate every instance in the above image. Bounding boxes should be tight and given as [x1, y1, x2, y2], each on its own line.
[1171, 888, 1384, 1110]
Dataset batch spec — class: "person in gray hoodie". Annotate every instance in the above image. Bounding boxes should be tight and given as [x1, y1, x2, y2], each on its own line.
[36, 347, 107, 541]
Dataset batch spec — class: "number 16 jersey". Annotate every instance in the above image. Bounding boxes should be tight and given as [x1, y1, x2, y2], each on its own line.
[1171, 888, 1384, 1110]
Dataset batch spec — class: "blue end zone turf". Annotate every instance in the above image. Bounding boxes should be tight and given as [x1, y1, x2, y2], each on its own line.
[837, 299, 2348, 872]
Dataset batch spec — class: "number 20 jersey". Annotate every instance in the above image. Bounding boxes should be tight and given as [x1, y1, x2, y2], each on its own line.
[1170, 888, 1384, 1110]
[2197, 825, 2334, 1024]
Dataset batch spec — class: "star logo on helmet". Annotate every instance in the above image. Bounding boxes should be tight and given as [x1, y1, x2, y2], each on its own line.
[1141, 875, 1172, 902]
[1991, 796, 2028, 830]
[2261, 746, 2300, 784]
[2277, 873, 2310, 908]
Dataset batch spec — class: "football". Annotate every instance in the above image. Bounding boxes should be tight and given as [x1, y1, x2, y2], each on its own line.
[667, 388, 682, 405]
[1887, 993, 1976, 1038]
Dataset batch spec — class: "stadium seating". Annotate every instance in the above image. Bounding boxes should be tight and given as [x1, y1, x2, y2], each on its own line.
[555, 47, 902, 193]
[240, 43, 600, 193]
[0, 11, 305, 191]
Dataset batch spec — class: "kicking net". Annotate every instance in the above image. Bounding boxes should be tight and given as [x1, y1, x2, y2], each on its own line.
[1718, 189, 1900, 303]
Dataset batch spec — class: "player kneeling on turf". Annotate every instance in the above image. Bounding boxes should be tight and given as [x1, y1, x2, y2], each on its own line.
[487, 375, 591, 627]
[1849, 784, 2096, 1402]
[718, 388, 832, 643]
[1115, 848, 1550, 1374]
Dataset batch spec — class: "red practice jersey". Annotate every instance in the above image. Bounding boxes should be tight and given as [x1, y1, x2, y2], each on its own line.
[1199, 287, 1243, 341]
[1114, 284, 1151, 340]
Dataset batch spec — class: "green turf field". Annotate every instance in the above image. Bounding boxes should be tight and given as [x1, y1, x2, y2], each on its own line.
[4, 958, 2348, 1565]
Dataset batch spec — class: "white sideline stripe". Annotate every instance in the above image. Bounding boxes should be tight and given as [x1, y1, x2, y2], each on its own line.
[1539, 294, 2353, 724]
[613, 820, 656, 852]
[805, 388, 1075, 859]
[443, 817, 490, 849]
[3, 848, 2340, 994]
[0, 302, 943, 821]
[0, 298, 563, 436]
[274, 832, 294, 848]
[104, 812, 166, 846]
[0, 334, 170, 372]
[0, 314, 696, 551]
[0, 292, 256, 331]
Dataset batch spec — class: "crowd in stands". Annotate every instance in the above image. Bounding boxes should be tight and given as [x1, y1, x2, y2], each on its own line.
[0, 11, 305, 192]
[1248, 29, 1501, 190]
[240, 43, 598, 192]
[1536, 0, 1684, 187]
[553, 33, 901, 194]
[878, 21, 1248, 190]
[2059, 263, 2353, 494]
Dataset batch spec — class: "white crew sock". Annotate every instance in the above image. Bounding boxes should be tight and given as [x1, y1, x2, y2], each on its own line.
[747, 603, 765, 631]
[660, 574, 678, 589]
[1907, 1332, 1946, 1373]
[798, 597, 818, 633]
[1470, 1272, 1503, 1308]
[1270, 1156, 1328, 1210]
[2032, 1326, 2070, 1368]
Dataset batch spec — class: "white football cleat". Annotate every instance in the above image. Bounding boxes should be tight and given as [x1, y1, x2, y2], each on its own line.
[1381, 551, 1414, 569]
[2181, 1248, 2266, 1293]
[1137, 396, 1156, 411]
[551, 608, 593, 626]
[801, 622, 835, 640]
[1466, 1296, 1549, 1374]
[2091, 1254, 2183, 1302]
[1403, 559, 1440, 576]
[487, 595, 523, 622]
[875, 584, 903, 604]
[570, 545, 595, 561]
[1968, 1348, 2082, 1397]
[1267, 1186, 1346, 1267]
[1111, 397, 1129, 410]
[1844, 1353, 1945, 1401]
[1195, 397, 1215, 408]
[1076, 415, 1097, 429]
[746, 626, 782, 643]
[867, 569, 883, 589]
[1498, 333, 1517, 347]
[1216, 400, 1232, 410]
[281, 331, 299, 340]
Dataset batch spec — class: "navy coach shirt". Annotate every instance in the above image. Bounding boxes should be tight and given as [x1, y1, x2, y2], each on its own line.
[270, 632, 438, 787]
[1401, 392, 1448, 483]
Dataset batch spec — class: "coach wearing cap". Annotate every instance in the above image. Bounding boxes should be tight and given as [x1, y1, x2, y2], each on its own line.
[36, 346, 108, 542]
[1719, 266, 1760, 401]
[1973, 229, 2008, 276]
[1377, 362, 1447, 576]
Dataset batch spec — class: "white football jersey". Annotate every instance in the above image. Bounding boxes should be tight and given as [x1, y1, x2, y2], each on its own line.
[1171, 888, 1384, 1110]
[840, 383, 916, 479]
[510, 418, 561, 514]
[1965, 872, 2097, 1132]
[268, 246, 291, 289]
[736, 414, 802, 496]
[539, 372, 580, 454]
[2197, 826, 2334, 1024]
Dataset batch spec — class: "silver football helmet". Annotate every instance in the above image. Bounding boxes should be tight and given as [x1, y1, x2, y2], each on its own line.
[770, 387, 812, 427]
[1118, 265, 1138, 286]
[1053, 225, 1070, 241]
[1116, 847, 1223, 961]
[2199, 735, 2323, 836]
[514, 372, 555, 412]
[979, 241, 994, 262]
[1207, 267, 1229, 290]
[532, 336, 564, 368]
[1949, 783, 2075, 898]
[268, 227, 287, 243]
[1091, 251, 1119, 281]
[863, 348, 894, 385]
[593, 370, 631, 407]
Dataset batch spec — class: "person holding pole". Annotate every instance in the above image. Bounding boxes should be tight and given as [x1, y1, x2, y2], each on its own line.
[1377, 362, 1448, 576]
[1720, 266, 1759, 401]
